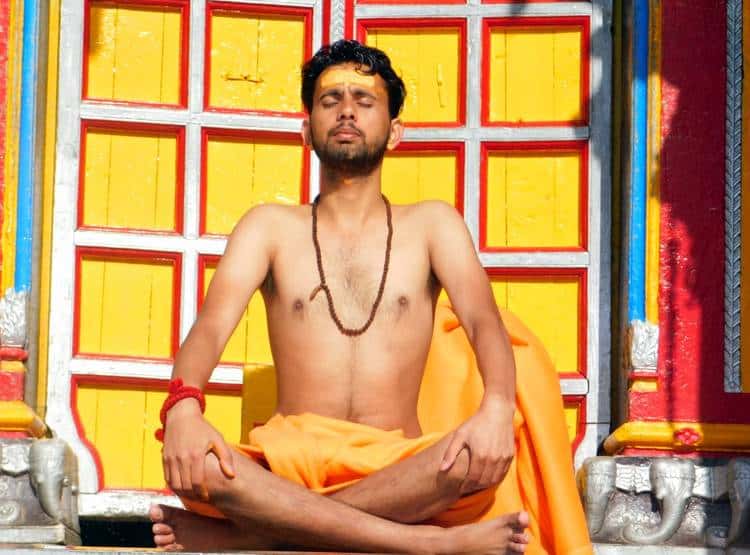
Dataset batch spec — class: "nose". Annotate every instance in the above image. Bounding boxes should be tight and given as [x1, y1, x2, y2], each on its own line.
[337, 94, 356, 121]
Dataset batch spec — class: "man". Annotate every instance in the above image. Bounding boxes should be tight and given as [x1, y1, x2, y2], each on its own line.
[150, 40, 530, 553]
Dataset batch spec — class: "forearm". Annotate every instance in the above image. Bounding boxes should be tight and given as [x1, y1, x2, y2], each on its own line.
[171, 320, 225, 390]
[467, 313, 516, 407]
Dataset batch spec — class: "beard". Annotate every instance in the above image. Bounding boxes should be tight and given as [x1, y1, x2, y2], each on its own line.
[311, 126, 388, 176]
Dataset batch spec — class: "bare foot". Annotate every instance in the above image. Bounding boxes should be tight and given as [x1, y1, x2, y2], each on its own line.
[440, 511, 530, 554]
[149, 504, 275, 551]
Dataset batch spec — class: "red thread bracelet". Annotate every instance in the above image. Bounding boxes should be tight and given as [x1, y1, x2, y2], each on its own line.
[154, 378, 206, 442]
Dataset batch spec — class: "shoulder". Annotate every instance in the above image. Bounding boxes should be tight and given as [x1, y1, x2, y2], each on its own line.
[233, 202, 308, 234]
[399, 200, 465, 231]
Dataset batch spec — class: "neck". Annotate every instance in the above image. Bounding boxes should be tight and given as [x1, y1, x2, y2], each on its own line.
[317, 166, 384, 229]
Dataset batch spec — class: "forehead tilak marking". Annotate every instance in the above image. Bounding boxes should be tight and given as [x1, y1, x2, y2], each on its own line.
[319, 68, 378, 91]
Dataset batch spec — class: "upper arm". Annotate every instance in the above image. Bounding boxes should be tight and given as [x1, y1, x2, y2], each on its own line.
[195, 204, 277, 348]
[424, 201, 499, 333]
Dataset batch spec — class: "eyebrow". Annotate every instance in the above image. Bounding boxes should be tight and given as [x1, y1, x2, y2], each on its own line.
[318, 87, 378, 101]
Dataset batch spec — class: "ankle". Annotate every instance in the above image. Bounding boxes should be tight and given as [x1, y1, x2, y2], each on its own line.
[413, 524, 451, 555]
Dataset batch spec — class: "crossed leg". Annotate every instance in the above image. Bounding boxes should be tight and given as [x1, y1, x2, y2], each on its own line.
[151, 434, 529, 553]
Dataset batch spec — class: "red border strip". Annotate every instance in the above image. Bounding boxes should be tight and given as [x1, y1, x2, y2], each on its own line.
[205, 2, 313, 117]
[356, 18, 467, 127]
[82, 0, 190, 109]
[485, 267, 588, 380]
[77, 120, 186, 235]
[481, 16, 590, 127]
[479, 140, 588, 253]
[389, 141, 466, 214]
[199, 127, 310, 237]
[563, 394, 587, 455]
[73, 246, 183, 361]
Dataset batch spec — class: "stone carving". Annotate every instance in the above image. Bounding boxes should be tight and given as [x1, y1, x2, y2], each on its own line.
[0, 438, 80, 544]
[579, 457, 617, 536]
[578, 456, 749, 547]
[623, 459, 695, 544]
[628, 320, 659, 371]
[727, 458, 750, 545]
[28, 439, 79, 532]
[0, 288, 27, 347]
[0, 442, 30, 475]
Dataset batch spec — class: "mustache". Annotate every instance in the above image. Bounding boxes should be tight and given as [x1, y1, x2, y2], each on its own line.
[328, 124, 363, 137]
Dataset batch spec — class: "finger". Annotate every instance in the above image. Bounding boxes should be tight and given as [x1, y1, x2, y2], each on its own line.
[191, 453, 207, 501]
[162, 455, 171, 485]
[209, 439, 236, 478]
[440, 435, 465, 471]
[168, 460, 182, 493]
[177, 457, 192, 497]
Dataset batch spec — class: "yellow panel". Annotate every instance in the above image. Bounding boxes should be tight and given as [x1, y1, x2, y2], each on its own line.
[87, 5, 182, 104]
[241, 364, 278, 441]
[79, 257, 174, 358]
[205, 393, 243, 444]
[382, 152, 458, 206]
[490, 276, 579, 374]
[489, 26, 582, 123]
[204, 136, 302, 235]
[367, 28, 460, 123]
[563, 404, 579, 444]
[143, 390, 167, 489]
[83, 387, 147, 488]
[83, 129, 178, 231]
[204, 266, 273, 365]
[486, 150, 581, 248]
[209, 11, 305, 112]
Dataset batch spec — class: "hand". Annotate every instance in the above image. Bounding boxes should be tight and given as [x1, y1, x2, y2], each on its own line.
[161, 398, 236, 500]
[440, 397, 515, 493]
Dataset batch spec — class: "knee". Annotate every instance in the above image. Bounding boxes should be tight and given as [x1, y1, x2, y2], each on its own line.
[438, 447, 470, 496]
[203, 452, 237, 501]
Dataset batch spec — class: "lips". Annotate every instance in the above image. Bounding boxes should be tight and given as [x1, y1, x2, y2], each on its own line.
[331, 126, 362, 138]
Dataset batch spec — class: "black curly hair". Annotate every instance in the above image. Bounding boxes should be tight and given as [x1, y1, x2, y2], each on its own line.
[301, 40, 406, 119]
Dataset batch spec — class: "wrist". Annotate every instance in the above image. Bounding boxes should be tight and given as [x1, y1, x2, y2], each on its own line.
[480, 394, 515, 413]
[165, 397, 202, 421]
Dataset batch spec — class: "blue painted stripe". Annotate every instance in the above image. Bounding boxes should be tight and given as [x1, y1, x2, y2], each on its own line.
[14, 0, 41, 292]
[628, 0, 649, 322]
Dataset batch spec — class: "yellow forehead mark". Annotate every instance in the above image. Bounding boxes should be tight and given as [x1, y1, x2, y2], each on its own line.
[319, 68, 378, 90]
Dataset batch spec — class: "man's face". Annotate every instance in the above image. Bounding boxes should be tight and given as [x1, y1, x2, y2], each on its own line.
[303, 62, 402, 175]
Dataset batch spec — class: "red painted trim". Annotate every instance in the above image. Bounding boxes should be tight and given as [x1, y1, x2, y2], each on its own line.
[357, 0, 463, 5]
[481, 16, 590, 127]
[345, 0, 354, 38]
[485, 267, 588, 379]
[73, 247, 182, 360]
[356, 18, 467, 127]
[563, 394, 586, 454]
[82, 0, 190, 108]
[0, 348, 28, 361]
[204, 2, 313, 116]
[389, 141, 465, 214]
[478, 140, 588, 252]
[199, 127, 310, 237]
[322, 0, 330, 45]
[77, 120, 186, 234]
[70, 375, 106, 491]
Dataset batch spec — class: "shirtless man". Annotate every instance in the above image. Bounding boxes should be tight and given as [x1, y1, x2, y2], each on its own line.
[150, 40, 529, 553]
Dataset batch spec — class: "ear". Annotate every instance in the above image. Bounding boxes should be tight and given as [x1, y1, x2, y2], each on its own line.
[386, 118, 404, 151]
[301, 118, 312, 148]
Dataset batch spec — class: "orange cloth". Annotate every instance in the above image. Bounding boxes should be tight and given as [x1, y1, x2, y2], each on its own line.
[185, 302, 592, 554]
[417, 303, 592, 555]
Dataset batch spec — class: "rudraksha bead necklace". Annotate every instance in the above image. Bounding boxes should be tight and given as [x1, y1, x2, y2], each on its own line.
[309, 193, 392, 336]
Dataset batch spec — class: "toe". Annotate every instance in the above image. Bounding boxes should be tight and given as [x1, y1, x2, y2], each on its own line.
[149, 504, 165, 523]
[509, 541, 527, 553]
[517, 511, 529, 529]
[153, 523, 173, 535]
[154, 532, 176, 547]
[510, 531, 529, 544]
